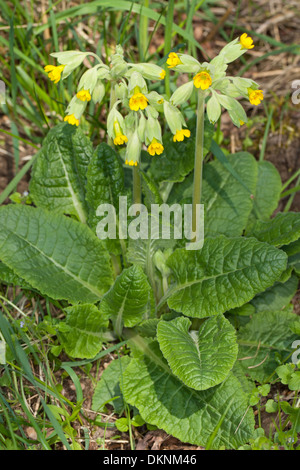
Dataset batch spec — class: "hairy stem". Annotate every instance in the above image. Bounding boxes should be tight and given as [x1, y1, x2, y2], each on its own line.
[107, 83, 117, 147]
[133, 165, 142, 205]
[192, 90, 205, 239]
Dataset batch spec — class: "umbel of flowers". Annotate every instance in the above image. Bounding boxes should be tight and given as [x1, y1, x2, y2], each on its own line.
[44, 45, 192, 167]
[163, 33, 263, 237]
[166, 33, 263, 127]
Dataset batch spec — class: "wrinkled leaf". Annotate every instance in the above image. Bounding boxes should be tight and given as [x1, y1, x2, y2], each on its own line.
[250, 212, 300, 247]
[29, 123, 92, 223]
[0, 205, 113, 303]
[164, 236, 287, 318]
[99, 265, 154, 335]
[122, 338, 255, 449]
[58, 304, 109, 359]
[157, 315, 238, 390]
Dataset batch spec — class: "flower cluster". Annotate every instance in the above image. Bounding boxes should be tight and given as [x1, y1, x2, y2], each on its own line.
[166, 33, 263, 127]
[44, 45, 190, 167]
[44, 34, 262, 166]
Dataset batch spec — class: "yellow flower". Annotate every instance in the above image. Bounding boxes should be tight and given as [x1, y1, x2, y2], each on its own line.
[76, 89, 92, 102]
[193, 71, 212, 90]
[240, 33, 254, 50]
[248, 88, 264, 106]
[239, 120, 245, 126]
[44, 64, 65, 84]
[114, 134, 128, 145]
[173, 129, 191, 142]
[166, 52, 182, 68]
[147, 138, 164, 156]
[160, 70, 166, 80]
[125, 159, 138, 166]
[129, 92, 149, 111]
[113, 120, 128, 146]
[64, 114, 79, 126]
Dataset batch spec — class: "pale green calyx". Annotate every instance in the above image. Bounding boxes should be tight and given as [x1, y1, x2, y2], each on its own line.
[65, 96, 87, 119]
[163, 101, 186, 135]
[128, 71, 148, 95]
[92, 80, 105, 104]
[127, 63, 166, 81]
[107, 102, 125, 139]
[145, 113, 162, 145]
[77, 66, 99, 94]
[51, 51, 90, 79]
[170, 81, 194, 106]
[125, 129, 142, 166]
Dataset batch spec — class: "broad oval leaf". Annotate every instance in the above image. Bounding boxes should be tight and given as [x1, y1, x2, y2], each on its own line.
[250, 212, 300, 247]
[0, 205, 113, 303]
[202, 152, 258, 237]
[99, 264, 154, 336]
[157, 315, 238, 390]
[59, 304, 109, 359]
[29, 123, 93, 223]
[164, 236, 287, 318]
[85, 142, 126, 232]
[122, 339, 255, 449]
[246, 161, 282, 230]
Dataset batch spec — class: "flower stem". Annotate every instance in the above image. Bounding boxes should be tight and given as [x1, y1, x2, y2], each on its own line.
[107, 83, 117, 147]
[133, 113, 142, 205]
[133, 165, 142, 205]
[192, 90, 205, 240]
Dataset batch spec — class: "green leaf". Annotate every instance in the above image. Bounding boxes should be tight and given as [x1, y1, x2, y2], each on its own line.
[92, 356, 131, 414]
[99, 265, 153, 336]
[250, 274, 299, 312]
[115, 417, 129, 432]
[157, 315, 238, 390]
[202, 152, 258, 237]
[0, 205, 113, 303]
[85, 142, 126, 232]
[163, 236, 287, 318]
[0, 261, 32, 289]
[29, 123, 93, 223]
[247, 161, 282, 226]
[238, 310, 300, 383]
[122, 338, 255, 449]
[58, 304, 109, 359]
[250, 212, 300, 247]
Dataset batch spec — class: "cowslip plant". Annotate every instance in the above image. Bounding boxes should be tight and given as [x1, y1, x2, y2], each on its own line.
[0, 36, 300, 450]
